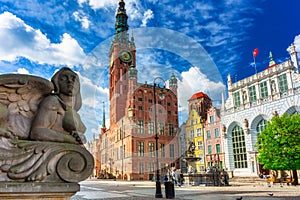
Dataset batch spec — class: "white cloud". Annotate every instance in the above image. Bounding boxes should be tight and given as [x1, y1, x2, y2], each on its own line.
[78, 0, 88, 6]
[0, 12, 86, 66]
[293, 34, 300, 52]
[89, 0, 116, 9]
[73, 11, 90, 29]
[17, 68, 30, 74]
[87, 0, 144, 23]
[141, 9, 154, 27]
[291, 34, 300, 67]
[79, 73, 109, 108]
[77, 72, 109, 140]
[91, 125, 102, 138]
[177, 66, 225, 114]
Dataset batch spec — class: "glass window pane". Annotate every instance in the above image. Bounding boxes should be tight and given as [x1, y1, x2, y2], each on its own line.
[231, 125, 247, 169]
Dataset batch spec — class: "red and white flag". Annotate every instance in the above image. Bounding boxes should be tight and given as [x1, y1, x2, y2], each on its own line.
[253, 48, 258, 58]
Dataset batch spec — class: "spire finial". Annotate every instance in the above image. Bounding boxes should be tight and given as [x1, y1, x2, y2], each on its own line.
[269, 51, 276, 66]
[102, 101, 106, 128]
[115, 0, 129, 35]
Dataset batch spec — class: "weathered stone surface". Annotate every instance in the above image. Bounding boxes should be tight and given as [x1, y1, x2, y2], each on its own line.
[0, 68, 94, 198]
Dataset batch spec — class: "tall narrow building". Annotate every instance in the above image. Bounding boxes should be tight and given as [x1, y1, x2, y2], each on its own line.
[99, 0, 179, 181]
[185, 92, 212, 172]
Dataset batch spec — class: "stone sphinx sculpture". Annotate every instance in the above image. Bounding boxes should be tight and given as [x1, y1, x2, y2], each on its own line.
[0, 68, 93, 198]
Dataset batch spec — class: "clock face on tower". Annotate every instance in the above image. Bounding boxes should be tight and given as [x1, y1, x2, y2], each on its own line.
[119, 50, 132, 63]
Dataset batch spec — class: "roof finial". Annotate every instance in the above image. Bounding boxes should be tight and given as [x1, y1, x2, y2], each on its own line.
[115, 0, 129, 34]
[269, 51, 276, 67]
[102, 101, 106, 129]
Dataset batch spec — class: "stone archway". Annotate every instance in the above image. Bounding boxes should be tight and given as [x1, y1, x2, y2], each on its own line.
[250, 114, 268, 135]
[226, 122, 248, 170]
[284, 105, 300, 114]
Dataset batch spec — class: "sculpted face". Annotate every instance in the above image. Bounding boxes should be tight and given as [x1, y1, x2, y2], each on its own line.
[58, 70, 80, 96]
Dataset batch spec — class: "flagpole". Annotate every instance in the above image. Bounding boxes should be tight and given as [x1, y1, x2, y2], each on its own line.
[253, 55, 257, 74]
[253, 48, 258, 74]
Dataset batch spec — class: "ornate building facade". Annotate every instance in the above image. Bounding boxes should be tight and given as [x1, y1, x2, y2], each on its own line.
[204, 106, 225, 169]
[185, 92, 212, 172]
[99, 0, 179, 181]
[221, 44, 300, 176]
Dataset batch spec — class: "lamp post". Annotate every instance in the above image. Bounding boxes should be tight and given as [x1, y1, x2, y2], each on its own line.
[153, 77, 165, 198]
[121, 119, 124, 180]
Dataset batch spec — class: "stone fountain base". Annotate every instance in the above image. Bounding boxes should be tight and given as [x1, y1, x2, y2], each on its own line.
[0, 182, 79, 200]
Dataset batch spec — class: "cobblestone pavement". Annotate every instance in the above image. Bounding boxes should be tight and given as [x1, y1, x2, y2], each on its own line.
[72, 179, 300, 200]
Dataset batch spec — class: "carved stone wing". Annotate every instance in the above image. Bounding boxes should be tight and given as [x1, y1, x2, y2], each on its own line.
[0, 74, 53, 139]
[0, 138, 93, 182]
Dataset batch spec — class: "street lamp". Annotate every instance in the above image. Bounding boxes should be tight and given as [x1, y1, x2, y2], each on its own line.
[153, 77, 166, 198]
[121, 119, 124, 180]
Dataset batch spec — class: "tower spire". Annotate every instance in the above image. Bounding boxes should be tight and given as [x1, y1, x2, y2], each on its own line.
[102, 101, 106, 128]
[115, 0, 129, 34]
[101, 101, 106, 134]
[268, 51, 276, 67]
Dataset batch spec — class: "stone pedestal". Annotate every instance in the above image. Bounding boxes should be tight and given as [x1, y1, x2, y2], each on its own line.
[0, 182, 79, 200]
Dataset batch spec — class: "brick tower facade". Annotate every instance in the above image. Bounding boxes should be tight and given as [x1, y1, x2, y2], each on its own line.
[99, 0, 180, 181]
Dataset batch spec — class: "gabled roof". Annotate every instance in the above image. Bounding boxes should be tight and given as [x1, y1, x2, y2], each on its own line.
[188, 91, 210, 101]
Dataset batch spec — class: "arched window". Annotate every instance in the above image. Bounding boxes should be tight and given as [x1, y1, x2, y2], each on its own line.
[256, 119, 267, 133]
[232, 125, 247, 168]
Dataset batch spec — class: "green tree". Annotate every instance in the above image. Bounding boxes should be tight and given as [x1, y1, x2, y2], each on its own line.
[257, 113, 300, 185]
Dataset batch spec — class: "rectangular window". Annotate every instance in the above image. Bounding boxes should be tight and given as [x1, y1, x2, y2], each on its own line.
[168, 124, 174, 136]
[148, 99, 153, 103]
[199, 154, 204, 164]
[148, 142, 155, 157]
[161, 143, 165, 157]
[197, 141, 203, 150]
[219, 161, 223, 169]
[234, 91, 241, 107]
[148, 162, 155, 172]
[169, 144, 175, 158]
[119, 145, 123, 159]
[190, 130, 194, 138]
[232, 126, 248, 169]
[260, 81, 268, 99]
[148, 122, 154, 134]
[279, 74, 288, 93]
[138, 106, 143, 110]
[139, 162, 144, 174]
[207, 130, 211, 139]
[208, 145, 212, 154]
[138, 142, 144, 157]
[117, 146, 120, 160]
[196, 128, 202, 137]
[138, 97, 143, 101]
[209, 116, 214, 123]
[159, 123, 165, 135]
[215, 128, 219, 138]
[249, 85, 257, 103]
[216, 144, 221, 154]
[138, 120, 144, 134]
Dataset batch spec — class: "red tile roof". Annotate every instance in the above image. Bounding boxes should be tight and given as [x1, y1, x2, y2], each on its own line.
[188, 91, 210, 101]
[266, 63, 278, 69]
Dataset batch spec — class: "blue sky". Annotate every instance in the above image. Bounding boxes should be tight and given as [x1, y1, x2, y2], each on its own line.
[0, 0, 299, 141]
